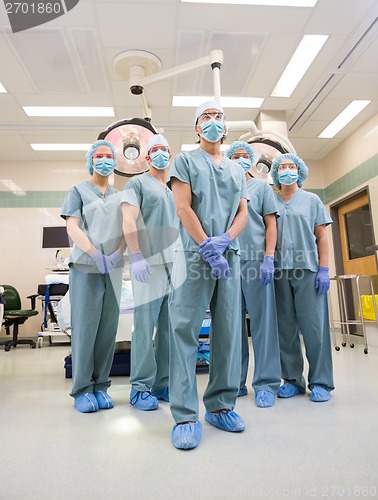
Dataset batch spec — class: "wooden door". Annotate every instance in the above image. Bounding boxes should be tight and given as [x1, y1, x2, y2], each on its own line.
[338, 192, 377, 276]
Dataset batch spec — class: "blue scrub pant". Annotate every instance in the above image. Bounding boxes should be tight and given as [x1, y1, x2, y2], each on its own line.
[130, 263, 171, 392]
[69, 264, 123, 398]
[169, 251, 242, 423]
[240, 260, 281, 394]
[274, 269, 334, 392]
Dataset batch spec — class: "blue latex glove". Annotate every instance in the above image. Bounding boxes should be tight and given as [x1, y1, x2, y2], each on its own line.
[106, 250, 123, 273]
[130, 252, 152, 284]
[199, 232, 233, 258]
[90, 250, 110, 275]
[315, 266, 330, 295]
[207, 253, 230, 280]
[259, 255, 275, 287]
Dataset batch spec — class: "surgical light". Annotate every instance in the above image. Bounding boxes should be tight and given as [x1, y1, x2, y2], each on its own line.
[98, 118, 158, 177]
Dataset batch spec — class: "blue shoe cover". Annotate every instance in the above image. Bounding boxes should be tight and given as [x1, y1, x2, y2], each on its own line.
[151, 387, 169, 402]
[74, 393, 99, 413]
[238, 386, 248, 397]
[277, 383, 302, 398]
[94, 391, 114, 409]
[205, 410, 245, 432]
[310, 385, 331, 402]
[255, 390, 275, 408]
[130, 388, 158, 411]
[171, 422, 202, 450]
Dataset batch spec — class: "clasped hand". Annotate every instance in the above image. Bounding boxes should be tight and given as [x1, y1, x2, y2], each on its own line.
[199, 232, 233, 258]
[91, 250, 123, 275]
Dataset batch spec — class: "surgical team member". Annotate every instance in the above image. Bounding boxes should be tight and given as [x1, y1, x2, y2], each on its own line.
[168, 100, 248, 450]
[225, 141, 281, 408]
[121, 134, 177, 411]
[61, 140, 125, 413]
[271, 153, 334, 403]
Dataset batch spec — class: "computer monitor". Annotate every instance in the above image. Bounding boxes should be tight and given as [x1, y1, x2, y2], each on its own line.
[42, 226, 71, 249]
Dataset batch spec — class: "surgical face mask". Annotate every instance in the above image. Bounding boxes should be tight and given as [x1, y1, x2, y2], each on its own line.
[234, 158, 252, 173]
[199, 118, 224, 143]
[278, 168, 299, 186]
[93, 158, 115, 176]
[150, 149, 170, 170]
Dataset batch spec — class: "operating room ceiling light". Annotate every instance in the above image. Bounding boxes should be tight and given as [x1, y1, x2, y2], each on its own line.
[181, 0, 318, 6]
[318, 100, 371, 139]
[23, 106, 115, 117]
[98, 118, 158, 176]
[271, 34, 328, 97]
[173, 96, 264, 108]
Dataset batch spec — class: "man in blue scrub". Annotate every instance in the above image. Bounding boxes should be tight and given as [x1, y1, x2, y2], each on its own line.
[61, 140, 125, 413]
[168, 100, 248, 450]
[225, 141, 281, 408]
[271, 153, 334, 403]
[121, 134, 178, 411]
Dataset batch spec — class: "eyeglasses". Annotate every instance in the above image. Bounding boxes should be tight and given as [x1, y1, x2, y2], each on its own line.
[93, 154, 114, 160]
[231, 153, 250, 160]
[149, 146, 169, 154]
[199, 112, 224, 121]
[278, 163, 297, 171]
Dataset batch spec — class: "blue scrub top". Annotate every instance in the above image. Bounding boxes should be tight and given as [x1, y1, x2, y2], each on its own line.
[274, 189, 332, 271]
[239, 178, 278, 262]
[168, 148, 248, 252]
[121, 172, 179, 264]
[61, 181, 123, 266]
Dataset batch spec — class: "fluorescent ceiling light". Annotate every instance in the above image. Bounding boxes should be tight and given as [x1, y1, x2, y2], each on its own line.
[31, 144, 91, 151]
[318, 100, 371, 139]
[173, 96, 264, 108]
[0, 82, 7, 93]
[271, 34, 328, 97]
[181, 0, 317, 5]
[23, 106, 115, 117]
[181, 144, 229, 152]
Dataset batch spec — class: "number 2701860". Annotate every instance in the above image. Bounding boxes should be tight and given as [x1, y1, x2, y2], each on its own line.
[5, 3, 63, 14]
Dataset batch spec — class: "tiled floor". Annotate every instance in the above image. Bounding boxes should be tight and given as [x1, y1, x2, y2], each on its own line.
[1, 331, 378, 500]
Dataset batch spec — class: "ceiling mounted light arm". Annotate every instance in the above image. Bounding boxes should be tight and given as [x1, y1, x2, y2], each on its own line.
[246, 129, 296, 155]
[113, 49, 224, 108]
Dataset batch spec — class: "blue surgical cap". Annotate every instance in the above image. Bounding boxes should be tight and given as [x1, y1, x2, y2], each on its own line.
[86, 140, 117, 176]
[270, 153, 308, 189]
[194, 100, 224, 128]
[225, 141, 255, 164]
[146, 133, 170, 154]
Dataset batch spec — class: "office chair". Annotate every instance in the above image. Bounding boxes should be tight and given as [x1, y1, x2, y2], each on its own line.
[0, 285, 38, 351]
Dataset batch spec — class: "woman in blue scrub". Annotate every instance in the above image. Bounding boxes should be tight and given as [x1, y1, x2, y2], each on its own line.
[168, 100, 248, 450]
[271, 153, 334, 403]
[121, 134, 177, 412]
[225, 141, 281, 408]
[61, 140, 125, 413]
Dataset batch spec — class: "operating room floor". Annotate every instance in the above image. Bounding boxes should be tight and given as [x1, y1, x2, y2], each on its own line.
[1, 330, 378, 500]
